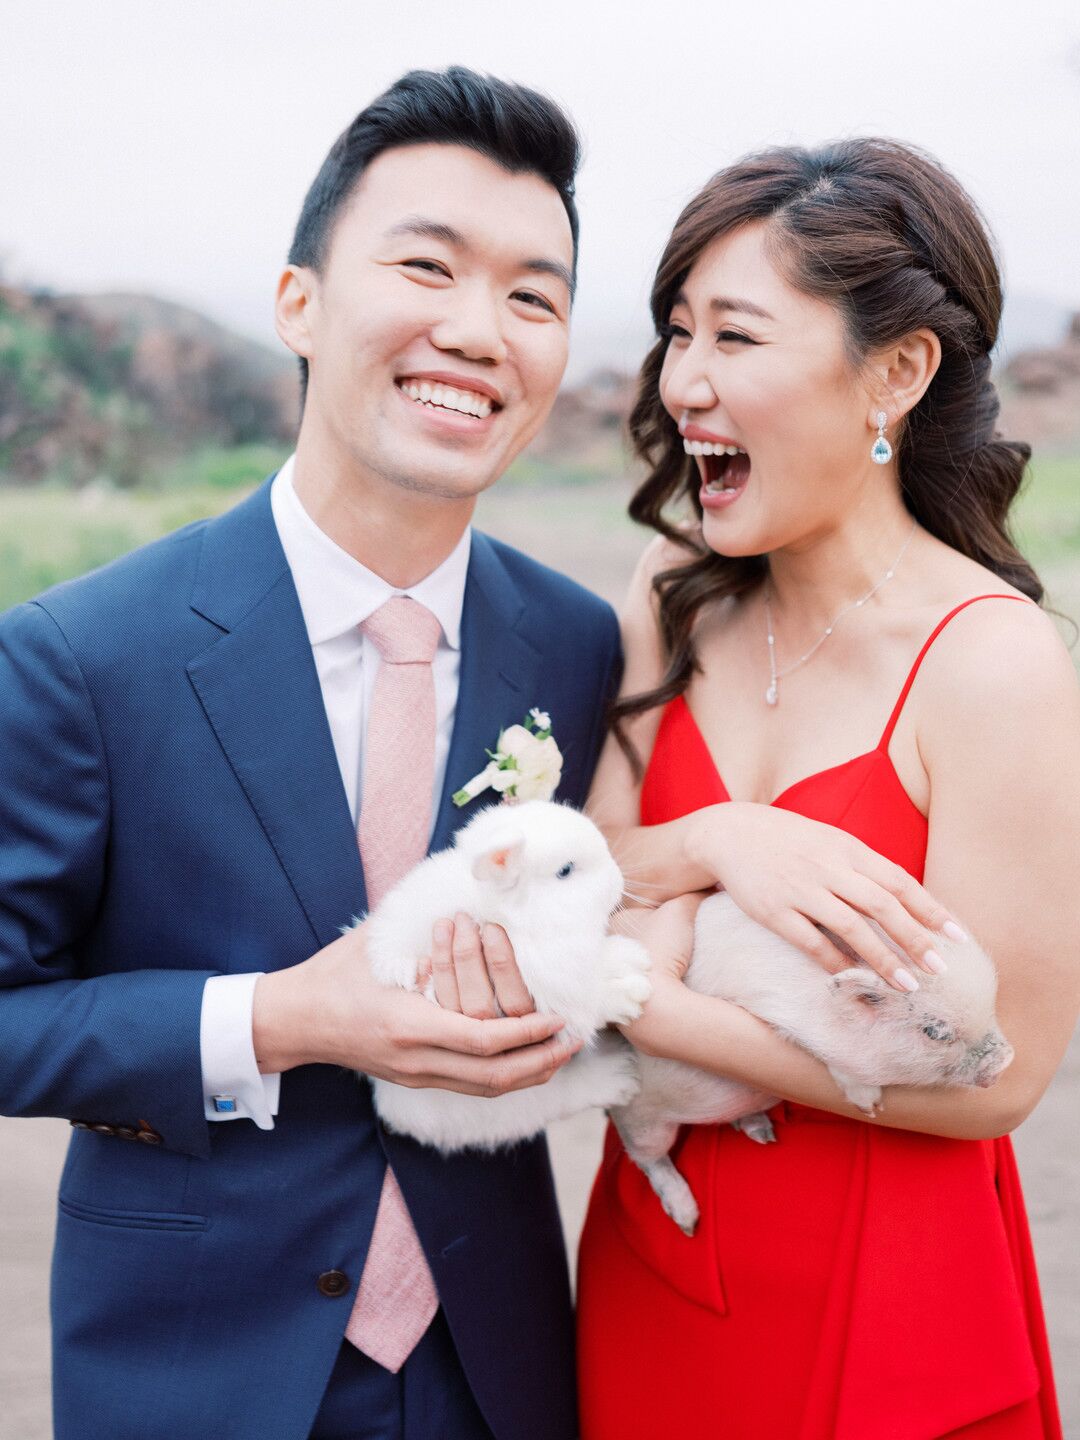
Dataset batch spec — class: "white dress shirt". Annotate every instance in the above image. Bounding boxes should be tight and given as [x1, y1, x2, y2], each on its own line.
[200, 455, 471, 1127]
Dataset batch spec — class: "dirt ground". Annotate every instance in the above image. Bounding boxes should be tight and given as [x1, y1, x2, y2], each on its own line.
[1, 484, 1077, 1435]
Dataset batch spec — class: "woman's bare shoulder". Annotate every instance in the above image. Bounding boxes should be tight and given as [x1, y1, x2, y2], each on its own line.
[918, 591, 1079, 736]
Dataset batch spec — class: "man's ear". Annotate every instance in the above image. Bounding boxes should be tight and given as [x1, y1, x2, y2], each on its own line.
[830, 967, 894, 1017]
[275, 265, 316, 359]
[471, 834, 525, 889]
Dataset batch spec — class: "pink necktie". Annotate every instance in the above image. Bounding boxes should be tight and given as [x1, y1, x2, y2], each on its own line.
[346, 595, 442, 1372]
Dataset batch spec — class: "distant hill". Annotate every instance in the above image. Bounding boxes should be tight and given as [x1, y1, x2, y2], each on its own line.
[1, 281, 1075, 490]
[0, 285, 295, 485]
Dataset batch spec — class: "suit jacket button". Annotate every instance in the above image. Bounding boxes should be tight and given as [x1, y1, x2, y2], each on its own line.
[317, 1270, 350, 1298]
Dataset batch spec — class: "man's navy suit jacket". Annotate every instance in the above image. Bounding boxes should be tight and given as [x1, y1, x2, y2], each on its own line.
[0, 475, 622, 1440]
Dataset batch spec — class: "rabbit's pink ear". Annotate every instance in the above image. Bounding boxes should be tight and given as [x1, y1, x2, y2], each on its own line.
[472, 834, 525, 888]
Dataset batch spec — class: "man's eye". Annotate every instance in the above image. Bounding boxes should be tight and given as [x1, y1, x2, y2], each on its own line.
[514, 290, 556, 314]
[403, 259, 450, 277]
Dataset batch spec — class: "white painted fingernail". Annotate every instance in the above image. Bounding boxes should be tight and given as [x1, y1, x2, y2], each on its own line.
[942, 921, 967, 942]
[923, 950, 947, 975]
[894, 968, 920, 992]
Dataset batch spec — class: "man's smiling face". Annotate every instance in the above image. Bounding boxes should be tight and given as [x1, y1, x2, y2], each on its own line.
[284, 142, 574, 502]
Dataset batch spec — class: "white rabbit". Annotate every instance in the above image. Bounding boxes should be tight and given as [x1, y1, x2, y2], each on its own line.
[361, 801, 651, 1152]
[612, 891, 1013, 1236]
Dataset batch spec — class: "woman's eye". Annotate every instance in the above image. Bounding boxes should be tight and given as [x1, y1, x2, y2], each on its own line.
[715, 330, 755, 345]
[555, 862, 575, 879]
[659, 322, 691, 342]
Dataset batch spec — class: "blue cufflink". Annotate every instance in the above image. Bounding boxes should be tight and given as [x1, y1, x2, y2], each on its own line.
[212, 1095, 238, 1114]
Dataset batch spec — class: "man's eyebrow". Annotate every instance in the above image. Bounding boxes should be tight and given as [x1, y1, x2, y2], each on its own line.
[523, 257, 574, 294]
[670, 289, 774, 322]
[385, 216, 574, 295]
[384, 217, 466, 246]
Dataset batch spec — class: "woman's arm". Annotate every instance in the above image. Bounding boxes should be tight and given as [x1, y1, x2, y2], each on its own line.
[591, 538, 957, 986]
[626, 603, 1080, 1140]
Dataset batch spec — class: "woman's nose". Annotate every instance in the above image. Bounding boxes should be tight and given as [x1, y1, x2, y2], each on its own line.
[662, 347, 718, 414]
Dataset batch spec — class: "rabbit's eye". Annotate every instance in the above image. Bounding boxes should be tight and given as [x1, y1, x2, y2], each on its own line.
[555, 862, 575, 879]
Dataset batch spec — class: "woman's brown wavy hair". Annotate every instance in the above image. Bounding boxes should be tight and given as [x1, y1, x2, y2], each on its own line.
[612, 138, 1041, 762]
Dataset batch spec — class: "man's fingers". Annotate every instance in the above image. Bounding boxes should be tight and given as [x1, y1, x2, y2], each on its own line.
[406, 1031, 583, 1096]
[418, 1002, 566, 1057]
[452, 913, 500, 1019]
[428, 919, 460, 1011]
[481, 922, 534, 1017]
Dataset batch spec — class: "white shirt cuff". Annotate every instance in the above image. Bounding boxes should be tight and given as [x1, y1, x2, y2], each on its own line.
[200, 973, 281, 1129]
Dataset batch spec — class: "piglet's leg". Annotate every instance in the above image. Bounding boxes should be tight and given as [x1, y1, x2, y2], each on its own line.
[731, 1111, 776, 1144]
[609, 1107, 700, 1238]
[828, 1069, 883, 1115]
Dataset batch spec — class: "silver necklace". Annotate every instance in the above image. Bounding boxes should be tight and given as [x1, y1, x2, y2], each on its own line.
[764, 520, 918, 706]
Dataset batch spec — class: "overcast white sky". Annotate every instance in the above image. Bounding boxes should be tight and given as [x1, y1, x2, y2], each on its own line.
[2, 0, 1078, 377]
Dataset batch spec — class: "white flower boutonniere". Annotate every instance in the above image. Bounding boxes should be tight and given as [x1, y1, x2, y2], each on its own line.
[452, 707, 563, 807]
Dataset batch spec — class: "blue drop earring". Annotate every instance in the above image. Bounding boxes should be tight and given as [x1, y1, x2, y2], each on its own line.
[871, 411, 893, 465]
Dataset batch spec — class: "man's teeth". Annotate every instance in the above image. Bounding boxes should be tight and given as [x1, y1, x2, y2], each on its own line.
[682, 439, 746, 457]
[400, 380, 493, 419]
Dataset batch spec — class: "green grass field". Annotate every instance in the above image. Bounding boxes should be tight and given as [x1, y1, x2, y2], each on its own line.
[1, 450, 1077, 625]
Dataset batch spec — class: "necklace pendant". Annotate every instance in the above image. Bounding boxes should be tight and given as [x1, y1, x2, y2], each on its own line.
[765, 681, 778, 706]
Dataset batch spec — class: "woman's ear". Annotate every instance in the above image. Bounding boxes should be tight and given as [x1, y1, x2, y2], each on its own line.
[275, 265, 316, 359]
[866, 327, 942, 431]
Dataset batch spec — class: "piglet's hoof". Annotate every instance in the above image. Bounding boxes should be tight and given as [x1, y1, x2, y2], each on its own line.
[731, 1112, 776, 1145]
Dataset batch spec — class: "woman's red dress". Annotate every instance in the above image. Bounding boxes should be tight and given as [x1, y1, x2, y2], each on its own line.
[577, 597, 1062, 1439]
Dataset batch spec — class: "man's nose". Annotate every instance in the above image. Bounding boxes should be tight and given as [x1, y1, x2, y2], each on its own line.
[430, 283, 507, 365]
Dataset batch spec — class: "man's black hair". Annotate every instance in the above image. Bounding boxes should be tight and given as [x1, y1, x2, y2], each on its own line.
[287, 66, 581, 402]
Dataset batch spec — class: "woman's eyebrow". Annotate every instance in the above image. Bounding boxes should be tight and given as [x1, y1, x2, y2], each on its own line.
[671, 288, 774, 322]
[384, 215, 573, 294]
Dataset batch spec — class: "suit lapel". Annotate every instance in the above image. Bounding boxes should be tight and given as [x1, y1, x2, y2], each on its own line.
[186, 480, 366, 949]
[429, 532, 542, 853]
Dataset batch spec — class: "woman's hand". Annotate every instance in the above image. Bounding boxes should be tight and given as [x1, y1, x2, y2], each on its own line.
[612, 893, 706, 1053]
[686, 801, 960, 992]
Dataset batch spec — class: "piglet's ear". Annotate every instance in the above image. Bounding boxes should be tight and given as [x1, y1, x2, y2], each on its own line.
[472, 834, 525, 889]
[830, 967, 891, 1015]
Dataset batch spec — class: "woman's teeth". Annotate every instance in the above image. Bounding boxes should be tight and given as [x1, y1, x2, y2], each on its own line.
[399, 380, 493, 419]
[682, 438, 745, 457]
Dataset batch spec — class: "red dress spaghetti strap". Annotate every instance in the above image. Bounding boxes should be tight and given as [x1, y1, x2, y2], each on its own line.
[577, 596, 1062, 1440]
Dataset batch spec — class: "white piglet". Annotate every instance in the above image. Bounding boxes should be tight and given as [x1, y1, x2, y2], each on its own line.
[612, 891, 1014, 1235]
[362, 801, 651, 1152]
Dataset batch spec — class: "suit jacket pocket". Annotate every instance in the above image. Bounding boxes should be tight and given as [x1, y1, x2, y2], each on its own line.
[58, 1195, 207, 1232]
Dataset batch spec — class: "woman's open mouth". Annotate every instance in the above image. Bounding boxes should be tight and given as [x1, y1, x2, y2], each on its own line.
[684, 437, 751, 507]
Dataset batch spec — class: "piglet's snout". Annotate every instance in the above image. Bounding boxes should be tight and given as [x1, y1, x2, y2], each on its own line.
[972, 1033, 1015, 1088]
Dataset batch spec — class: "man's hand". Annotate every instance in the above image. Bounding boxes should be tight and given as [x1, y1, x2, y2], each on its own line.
[419, 915, 535, 1019]
[252, 924, 580, 1097]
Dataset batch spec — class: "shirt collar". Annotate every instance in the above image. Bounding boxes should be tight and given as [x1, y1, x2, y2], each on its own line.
[270, 454, 470, 650]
